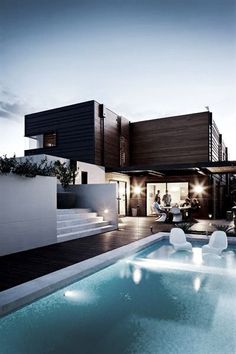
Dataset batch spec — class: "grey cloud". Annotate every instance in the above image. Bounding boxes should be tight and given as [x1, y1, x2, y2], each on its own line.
[0, 109, 12, 118]
[0, 101, 25, 115]
[0, 88, 28, 121]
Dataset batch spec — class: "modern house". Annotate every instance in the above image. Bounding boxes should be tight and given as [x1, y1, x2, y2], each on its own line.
[25, 100, 234, 218]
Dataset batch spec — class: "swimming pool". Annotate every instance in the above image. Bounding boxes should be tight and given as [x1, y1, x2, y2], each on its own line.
[1, 237, 236, 354]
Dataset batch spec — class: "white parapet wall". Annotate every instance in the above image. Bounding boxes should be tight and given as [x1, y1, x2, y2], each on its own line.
[24, 154, 106, 184]
[67, 184, 118, 228]
[0, 175, 57, 256]
[76, 161, 105, 184]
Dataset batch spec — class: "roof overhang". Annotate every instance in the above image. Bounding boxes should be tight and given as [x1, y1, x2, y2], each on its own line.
[106, 160, 236, 176]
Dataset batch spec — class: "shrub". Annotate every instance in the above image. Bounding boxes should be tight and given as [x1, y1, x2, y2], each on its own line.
[175, 222, 195, 233]
[13, 158, 41, 177]
[0, 155, 17, 174]
[213, 224, 236, 236]
[212, 224, 233, 233]
[53, 160, 78, 190]
[0, 155, 77, 187]
[35, 158, 55, 176]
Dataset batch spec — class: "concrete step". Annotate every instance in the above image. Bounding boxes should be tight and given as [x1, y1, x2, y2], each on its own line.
[57, 220, 110, 235]
[57, 216, 104, 227]
[57, 225, 116, 243]
[57, 208, 91, 214]
[57, 212, 98, 221]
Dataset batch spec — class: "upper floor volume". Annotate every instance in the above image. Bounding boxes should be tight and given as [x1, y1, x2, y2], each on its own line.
[25, 100, 228, 168]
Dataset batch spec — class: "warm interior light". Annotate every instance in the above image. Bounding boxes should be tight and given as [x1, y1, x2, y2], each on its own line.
[104, 209, 109, 214]
[64, 290, 79, 298]
[132, 267, 142, 284]
[193, 276, 201, 292]
[192, 248, 202, 265]
[134, 186, 141, 195]
[193, 185, 204, 194]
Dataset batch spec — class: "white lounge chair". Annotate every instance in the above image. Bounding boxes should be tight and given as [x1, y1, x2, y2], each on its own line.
[169, 228, 192, 251]
[153, 202, 167, 222]
[170, 207, 182, 223]
[155, 213, 167, 222]
[202, 231, 228, 256]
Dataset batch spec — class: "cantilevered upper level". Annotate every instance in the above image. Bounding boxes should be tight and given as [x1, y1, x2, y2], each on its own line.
[25, 100, 228, 168]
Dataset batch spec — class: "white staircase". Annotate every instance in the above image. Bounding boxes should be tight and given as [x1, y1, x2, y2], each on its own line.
[57, 209, 116, 243]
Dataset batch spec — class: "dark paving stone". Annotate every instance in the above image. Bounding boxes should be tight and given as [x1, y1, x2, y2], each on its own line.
[0, 217, 230, 291]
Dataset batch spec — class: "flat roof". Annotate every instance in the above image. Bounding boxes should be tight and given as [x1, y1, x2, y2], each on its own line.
[106, 160, 236, 176]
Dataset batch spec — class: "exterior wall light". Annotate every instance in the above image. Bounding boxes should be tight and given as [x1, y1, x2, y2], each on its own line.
[104, 209, 109, 214]
[193, 185, 204, 194]
[134, 186, 141, 195]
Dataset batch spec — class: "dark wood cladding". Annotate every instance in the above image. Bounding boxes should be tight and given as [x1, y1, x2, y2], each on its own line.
[25, 101, 95, 163]
[94, 103, 130, 168]
[130, 112, 210, 166]
[209, 117, 228, 162]
[104, 108, 120, 167]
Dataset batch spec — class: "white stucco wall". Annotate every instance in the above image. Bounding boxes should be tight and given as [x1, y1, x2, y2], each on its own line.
[0, 175, 57, 256]
[18, 154, 69, 166]
[24, 154, 105, 184]
[75, 161, 105, 184]
[67, 184, 118, 227]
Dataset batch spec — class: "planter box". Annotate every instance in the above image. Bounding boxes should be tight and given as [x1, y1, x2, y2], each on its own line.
[0, 175, 57, 256]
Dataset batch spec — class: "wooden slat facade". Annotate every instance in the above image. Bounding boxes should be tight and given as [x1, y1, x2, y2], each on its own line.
[208, 114, 228, 162]
[94, 102, 130, 168]
[25, 101, 95, 163]
[130, 112, 210, 166]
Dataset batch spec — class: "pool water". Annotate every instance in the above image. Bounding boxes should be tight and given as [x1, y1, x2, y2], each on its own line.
[1, 240, 236, 354]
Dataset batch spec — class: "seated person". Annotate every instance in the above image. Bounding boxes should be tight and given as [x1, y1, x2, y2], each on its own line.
[152, 201, 166, 220]
[182, 198, 191, 207]
[191, 198, 200, 211]
[189, 198, 200, 220]
[152, 201, 162, 214]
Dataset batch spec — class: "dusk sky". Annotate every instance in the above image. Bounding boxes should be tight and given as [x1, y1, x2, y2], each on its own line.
[0, 0, 236, 158]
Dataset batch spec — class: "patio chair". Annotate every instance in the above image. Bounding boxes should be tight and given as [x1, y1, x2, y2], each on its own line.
[202, 231, 228, 256]
[153, 202, 167, 222]
[155, 213, 167, 222]
[169, 228, 192, 251]
[170, 207, 182, 223]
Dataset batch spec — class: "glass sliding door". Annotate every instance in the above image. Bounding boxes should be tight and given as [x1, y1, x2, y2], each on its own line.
[146, 183, 166, 215]
[109, 180, 127, 216]
[167, 182, 188, 206]
[146, 182, 189, 215]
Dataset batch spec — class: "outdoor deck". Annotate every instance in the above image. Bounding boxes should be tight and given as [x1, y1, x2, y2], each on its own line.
[0, 217, 233, 292]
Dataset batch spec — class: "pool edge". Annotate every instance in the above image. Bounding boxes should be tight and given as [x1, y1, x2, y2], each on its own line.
[1, 232, 236, 318]
[0, 233, 165, 317]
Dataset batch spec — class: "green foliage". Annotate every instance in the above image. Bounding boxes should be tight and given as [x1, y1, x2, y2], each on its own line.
[0, 155, 77, 188]
[175, 222, 195, 233]
[212, 224, 235, 235]
[34, 158, 55, 177]
[12, 157, 54, 178]
[13, 158, 39, 177]
[212, 224, 232, 233]
[0, 155, 17, 174]
[53, 160, 77, 190]
[228, 228, 236, 236]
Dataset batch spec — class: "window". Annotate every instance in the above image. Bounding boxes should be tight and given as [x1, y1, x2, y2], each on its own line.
[43, 133, 56, 147]
[81, 171, 88, 184]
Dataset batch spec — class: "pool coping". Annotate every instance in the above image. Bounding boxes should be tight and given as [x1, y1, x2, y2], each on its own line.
[1, 232, 236, 317]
